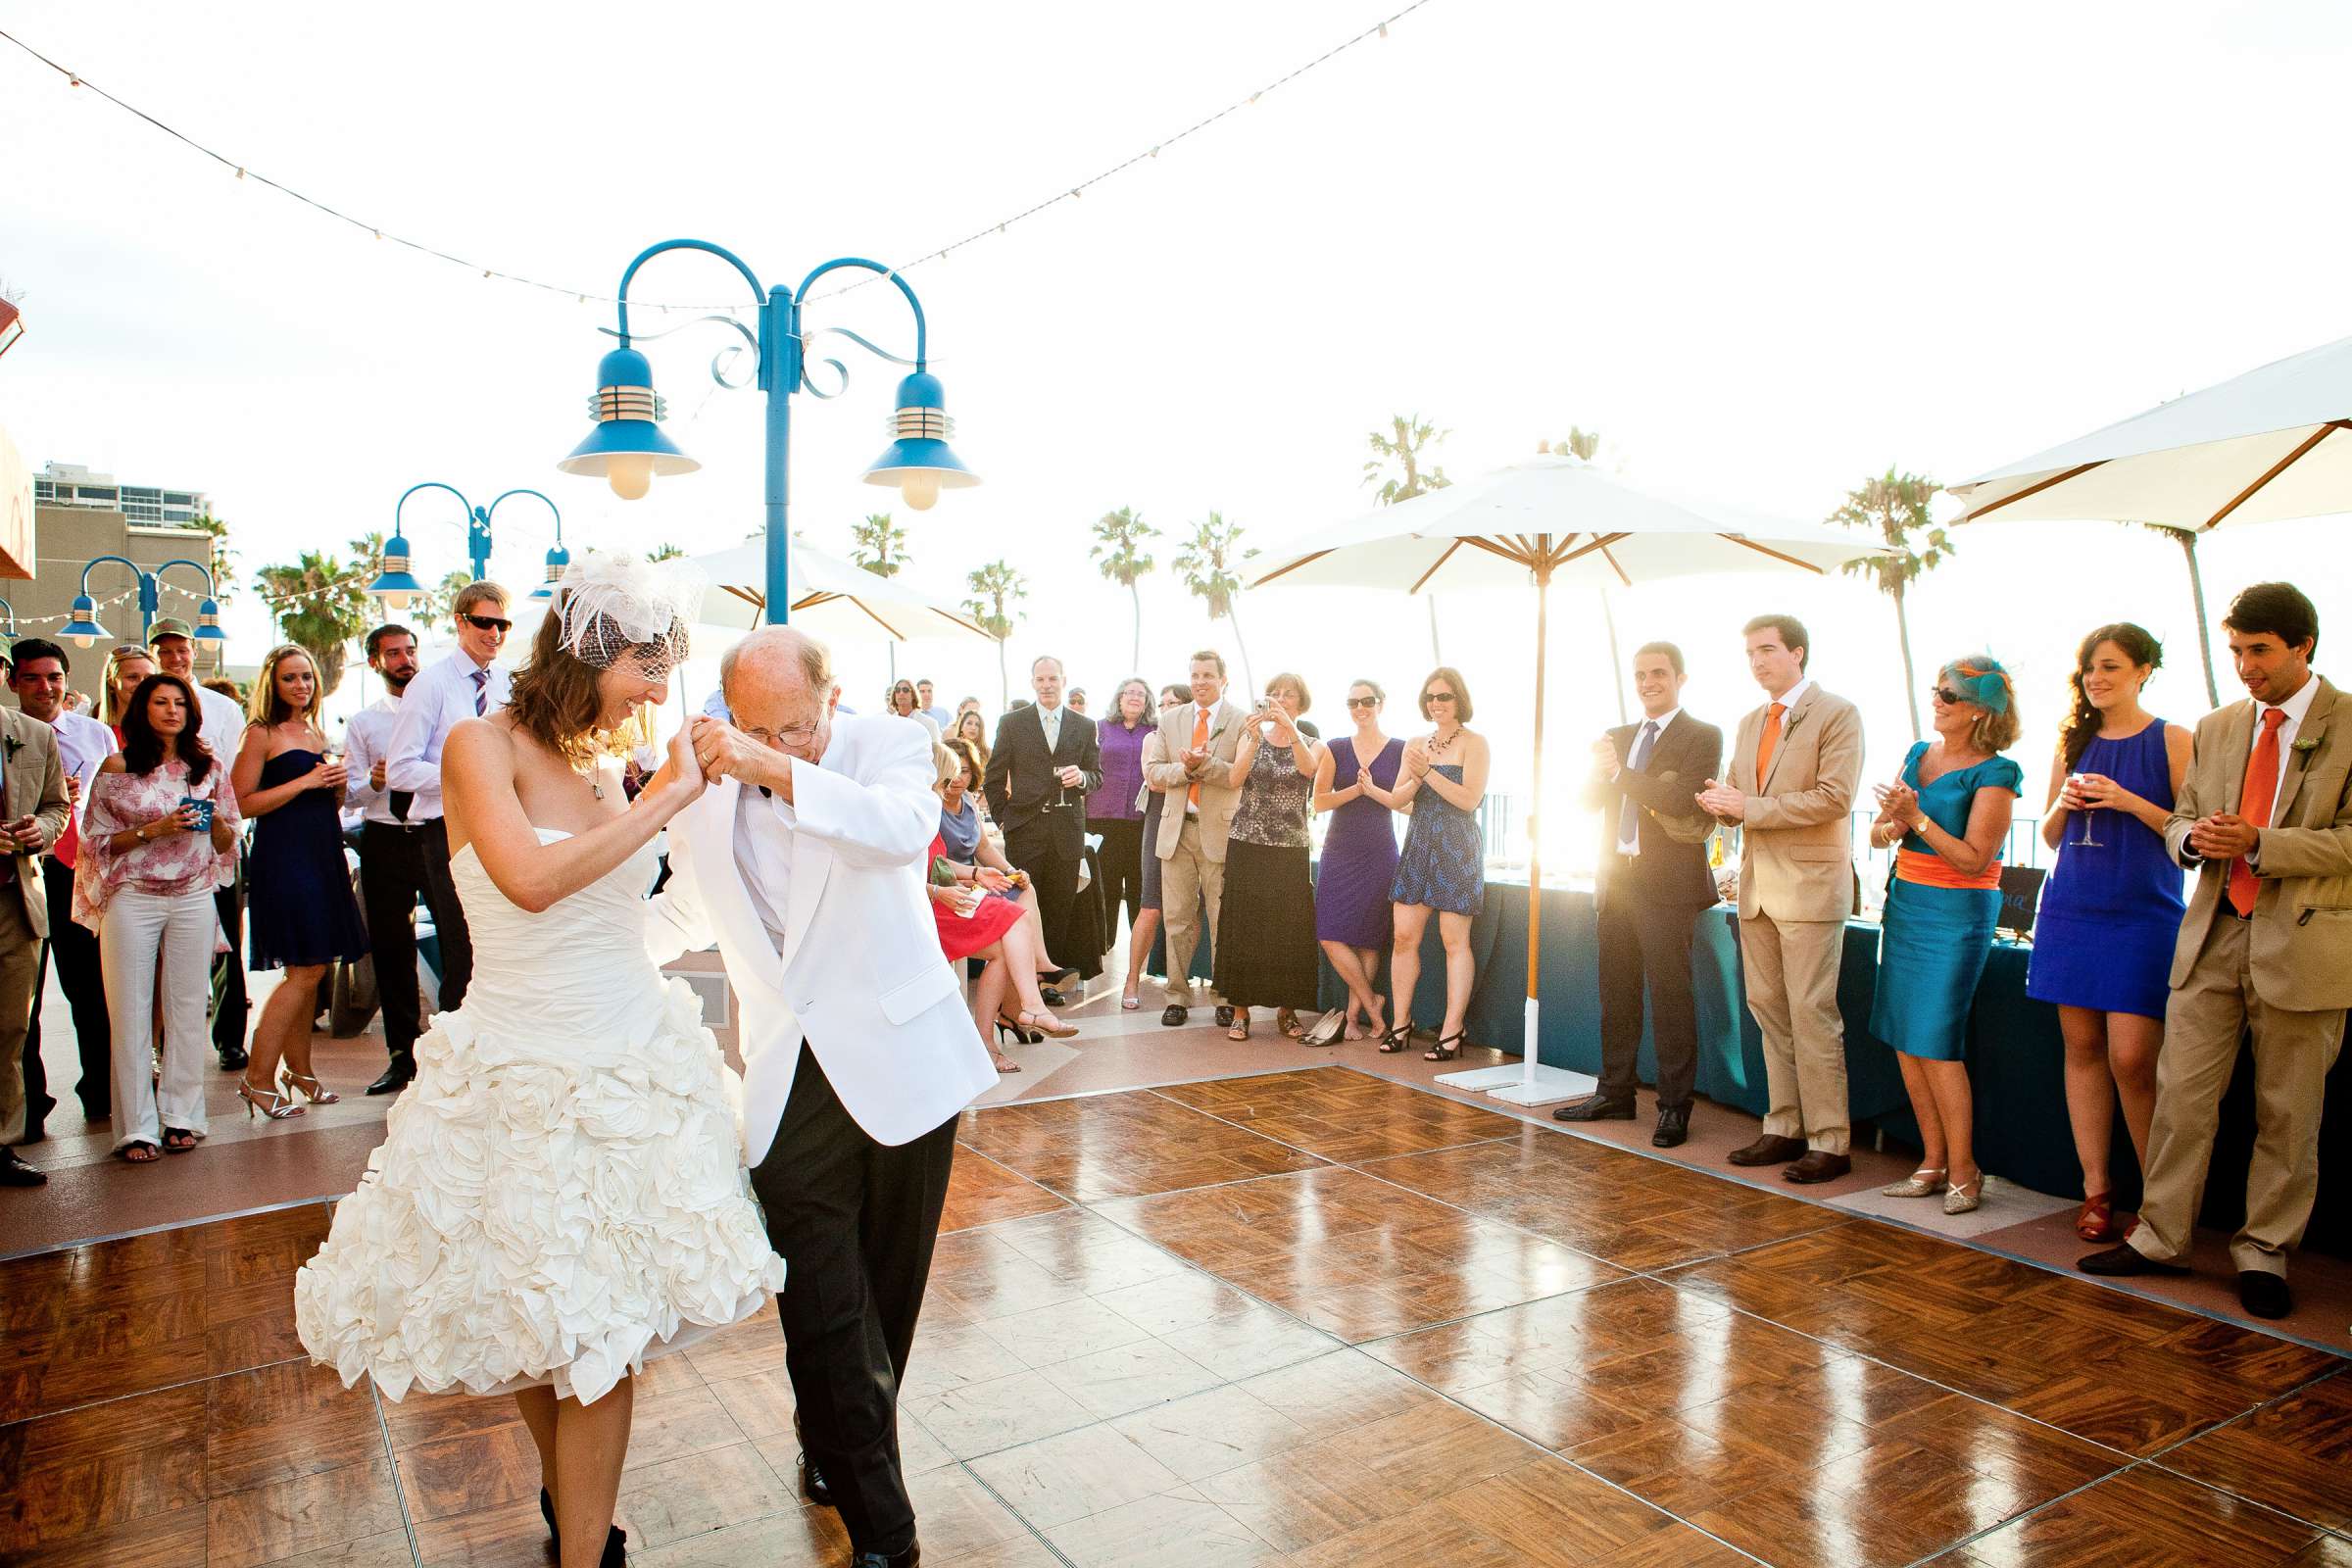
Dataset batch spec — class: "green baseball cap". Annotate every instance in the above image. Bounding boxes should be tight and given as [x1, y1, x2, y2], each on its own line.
[147, 616, 195, 643]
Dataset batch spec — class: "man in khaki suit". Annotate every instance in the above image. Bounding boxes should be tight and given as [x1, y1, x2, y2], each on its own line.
[1697, 614, 1864, 1184]
[2082, 582, 2350, 1320]
[1145, 650, 1247, 1026]
[0, 686, 72, 1187]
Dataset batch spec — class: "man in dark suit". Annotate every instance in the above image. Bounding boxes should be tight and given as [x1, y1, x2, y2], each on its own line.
[985, 655, 1103, 987]
[1554, 642, 1724, 1149]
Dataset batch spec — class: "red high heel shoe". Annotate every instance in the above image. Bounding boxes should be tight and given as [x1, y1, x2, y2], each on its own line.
[2076, 1191, 2121, 1243]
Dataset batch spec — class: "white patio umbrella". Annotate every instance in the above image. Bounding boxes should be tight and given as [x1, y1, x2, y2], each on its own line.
[687, 536, 992, 644]
[1250, 451, 1886, 1105]
[1949, 331, 2352, 527]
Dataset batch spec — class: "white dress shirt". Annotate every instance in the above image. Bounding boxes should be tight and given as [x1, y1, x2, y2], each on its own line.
[2248, 673, 2321, 821]
[733, 777, 800, 955]
[1615, 708, 1680, 855]
[50, 710, 118, 816]
[384, 651, 511, 822]
[1765, 677, 1811, 715]
[340, 695, 404, 826]
[195, 684, 246, 771]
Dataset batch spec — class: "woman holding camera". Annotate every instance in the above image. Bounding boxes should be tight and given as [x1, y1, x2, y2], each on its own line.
[1212, 673, 1322, 1041]
[233, 645, 368, 1118]
[74, 672, 241, 1160]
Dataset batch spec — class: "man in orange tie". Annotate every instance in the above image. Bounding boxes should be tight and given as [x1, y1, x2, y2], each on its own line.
[2082, 583, 2349, 1320]
[1145, 651, 1247, 1027]
[1697, 614, 1864, 1183]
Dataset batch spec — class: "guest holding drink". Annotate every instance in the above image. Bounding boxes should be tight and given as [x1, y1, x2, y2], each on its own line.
[75, 673, 241, 1157]
[1866, 657, 2023, 1214]
[1119, 684, 1191, 1009]
[2026, 623, 2190, 1242]
[1309, 680, 1403, 1045]
[1090, 679, 1155, 990]
[1385, 668, 1489, 1060]
[1213, 674, 1321, 1041]
[233, 646, 368, 1114]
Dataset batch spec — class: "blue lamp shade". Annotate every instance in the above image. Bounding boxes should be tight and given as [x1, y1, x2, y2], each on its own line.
[61, 593, 111, 649]
[531, 542, 571, 601]
[368, 534, 427, 609]
[194, 599, 228, 641]
[556, 347, 701, 500]
[862, 371, 979, 512]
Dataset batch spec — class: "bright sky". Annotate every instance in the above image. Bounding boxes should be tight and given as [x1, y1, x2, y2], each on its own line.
[6, 0, 2349, 871]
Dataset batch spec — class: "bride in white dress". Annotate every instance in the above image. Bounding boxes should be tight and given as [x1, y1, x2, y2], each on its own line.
[296, 555, 784, 1568]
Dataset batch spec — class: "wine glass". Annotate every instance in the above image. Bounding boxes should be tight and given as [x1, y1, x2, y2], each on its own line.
[2068, 773, 2104, 847]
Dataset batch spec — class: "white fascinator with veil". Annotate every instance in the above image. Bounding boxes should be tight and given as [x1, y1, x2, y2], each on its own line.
[554, 549, 708, 682]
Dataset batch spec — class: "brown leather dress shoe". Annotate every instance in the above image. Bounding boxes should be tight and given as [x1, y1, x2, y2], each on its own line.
[1783, 1151, 1852, 1184]
[1727, 1134, 1806, 1167]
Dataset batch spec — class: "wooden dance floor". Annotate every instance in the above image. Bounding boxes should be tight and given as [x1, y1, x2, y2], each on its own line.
[4, 1044, 2349, 1565]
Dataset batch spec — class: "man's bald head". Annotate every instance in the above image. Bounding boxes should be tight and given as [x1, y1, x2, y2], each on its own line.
[721, 626, 839, 763]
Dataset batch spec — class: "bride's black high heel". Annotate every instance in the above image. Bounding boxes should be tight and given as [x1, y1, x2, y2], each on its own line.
[541, 1488, 626, 1562]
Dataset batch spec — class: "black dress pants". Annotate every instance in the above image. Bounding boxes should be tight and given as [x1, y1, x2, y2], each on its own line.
[752, 1046, 957, 1557]
[1005, 815, 1088, 974]
[1595, 890, 1705, 1111]
[24, 858, 110, 1122]
[1087, 817, 1146, 932]
[212, 877, 248, 1058]
[359, 820, 472, 1056]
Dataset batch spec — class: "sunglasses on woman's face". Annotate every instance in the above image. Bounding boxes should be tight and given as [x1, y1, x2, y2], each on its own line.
[1930, 686, 1965, 706]
[461, 612, 512, 634]
[1346, 696, 1379, 710]
[1424, 689, 1457, 704]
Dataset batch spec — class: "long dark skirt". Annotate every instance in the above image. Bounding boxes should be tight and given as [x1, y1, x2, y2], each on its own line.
[1212, 839, 1320, 1011]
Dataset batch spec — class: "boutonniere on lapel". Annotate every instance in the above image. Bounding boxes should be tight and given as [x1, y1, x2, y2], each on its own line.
[1779, 709, 1804, 737]
[2292, 736, 2321, 756]
[1, 733, 21, 763]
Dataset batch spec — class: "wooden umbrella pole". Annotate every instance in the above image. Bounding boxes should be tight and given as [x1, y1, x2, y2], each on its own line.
[1523, 555, 1549, 1089]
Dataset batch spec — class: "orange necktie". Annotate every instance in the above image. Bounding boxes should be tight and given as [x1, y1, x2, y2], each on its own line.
[1755, 702, 1787, 785]
[1187, 705, 1210, 808]
[2228, 707, 2287, 917]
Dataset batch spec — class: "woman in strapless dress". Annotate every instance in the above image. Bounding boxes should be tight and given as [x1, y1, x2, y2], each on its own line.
[296, 556, 781, 1568]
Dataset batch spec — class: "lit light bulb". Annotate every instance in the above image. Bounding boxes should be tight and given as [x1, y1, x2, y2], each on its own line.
[382, 589, 412, 610]
[71, 632, 95, 649]
[608, 454, 655, 501]
[900, 469, 942, 511]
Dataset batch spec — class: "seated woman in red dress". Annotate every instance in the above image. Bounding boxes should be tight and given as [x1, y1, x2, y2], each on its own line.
[925, 740, 1076, 1073]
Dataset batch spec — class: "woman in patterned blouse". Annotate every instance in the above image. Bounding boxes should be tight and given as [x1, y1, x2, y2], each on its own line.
[75, 673, 242, 1160]
[1211, 673, 1323, 1041]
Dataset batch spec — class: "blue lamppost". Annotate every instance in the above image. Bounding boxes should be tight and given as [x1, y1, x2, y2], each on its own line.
[59, 556, 227, 651]
[368, 483, 566, 607]
[555, 240, 978, 622]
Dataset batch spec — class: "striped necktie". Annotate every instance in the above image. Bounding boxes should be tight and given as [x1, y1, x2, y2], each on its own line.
[471, 668, 489, 716]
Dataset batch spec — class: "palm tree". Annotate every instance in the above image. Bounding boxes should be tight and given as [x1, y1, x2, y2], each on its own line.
[191, 513, 236, 604]
[961, 561, 1027, 708]
[254, 548, 371, 697]
[2128, 521, 2222, 707]
[1829, 467, 1950, 742]
[851, 513, 911, 680]
[645, 543, 685, 563]
[1089, 506, 1159, 670]
[1363, 415, 1451, 661]
[1173, 511, 1257, 696]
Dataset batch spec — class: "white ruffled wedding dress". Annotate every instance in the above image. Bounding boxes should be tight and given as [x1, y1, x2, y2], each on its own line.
[295, 829, 785, 1405]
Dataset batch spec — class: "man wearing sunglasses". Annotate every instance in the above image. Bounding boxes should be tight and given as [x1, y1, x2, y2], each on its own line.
[382, 581, 513, 1021]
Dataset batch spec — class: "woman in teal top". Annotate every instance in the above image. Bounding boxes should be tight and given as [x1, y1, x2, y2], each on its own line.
[1866, 657, 2023, 1216]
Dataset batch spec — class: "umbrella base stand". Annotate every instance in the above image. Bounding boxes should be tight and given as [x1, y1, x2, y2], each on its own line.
[1433, 1000, 1597, 1106]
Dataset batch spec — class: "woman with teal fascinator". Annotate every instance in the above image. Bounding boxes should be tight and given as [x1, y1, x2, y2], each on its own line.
[1864, 656, 2026, 1215]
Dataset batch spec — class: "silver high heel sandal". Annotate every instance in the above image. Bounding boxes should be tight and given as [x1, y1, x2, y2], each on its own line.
[1943, 1174, 1985, 1215]
[1882, 1166, 1947, 1199]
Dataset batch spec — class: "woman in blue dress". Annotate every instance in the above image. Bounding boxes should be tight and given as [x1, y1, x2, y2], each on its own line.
[232, 645, 368, 1111]
[2024, 623, 2191, 1242]
[1385, 667, 1489, 1062]
[1866, 657, 2023, 1216]
[1310, 679, 1405, 1044]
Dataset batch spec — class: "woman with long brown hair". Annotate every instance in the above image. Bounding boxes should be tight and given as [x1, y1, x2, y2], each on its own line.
[297, 554, 783, 1568]
[233, 645, 366, 1115]
[2025, 622, 2191, 1242]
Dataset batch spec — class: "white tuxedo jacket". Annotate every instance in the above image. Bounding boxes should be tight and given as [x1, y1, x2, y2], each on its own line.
[646, 712, 997, 1162]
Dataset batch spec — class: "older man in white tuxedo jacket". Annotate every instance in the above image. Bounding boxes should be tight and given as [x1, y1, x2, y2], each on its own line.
[648, 627, 994, 1568]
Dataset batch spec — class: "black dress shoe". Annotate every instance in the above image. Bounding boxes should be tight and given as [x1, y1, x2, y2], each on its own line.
[2237, 1270, 2292, 1319]
[538, 1488, 627, 1562]
[1214, 1005, 1234, 1028]
[850, 1545, 919, 1568]
[366, 1055, 416, 1096]
[1039, 986, 1067, 1008]
[1160, 1004, 1189, 1027]
[1783, 1151, 1850, 1184]
[2077, 1244, 2189, 1277]
[0, 1149, 47, 1187]
[799, 1451, 834, 1507]
[1552, 1094, 1637, 1123]
[1727, 1134, 1806, 1167]
[218, 1043, 249, 1072]
[1652, 1106, 1690, 1148]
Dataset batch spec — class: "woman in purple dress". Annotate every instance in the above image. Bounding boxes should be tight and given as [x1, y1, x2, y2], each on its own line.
[1308, 679, 1404, 1044]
